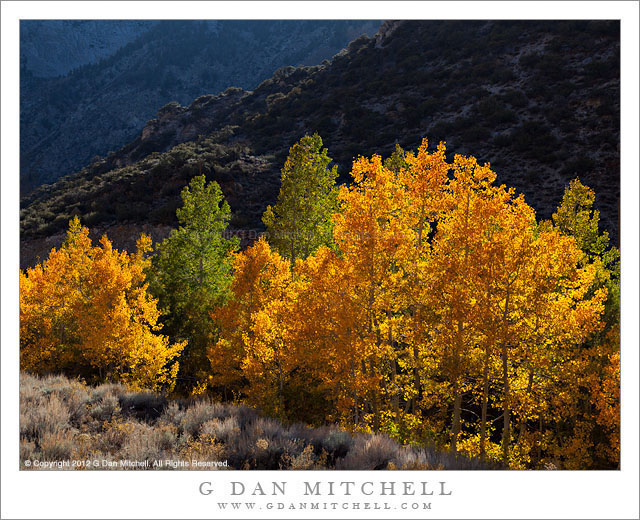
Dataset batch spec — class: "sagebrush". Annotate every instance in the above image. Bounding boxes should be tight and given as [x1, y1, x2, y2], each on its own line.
[19, 372, 488, 470]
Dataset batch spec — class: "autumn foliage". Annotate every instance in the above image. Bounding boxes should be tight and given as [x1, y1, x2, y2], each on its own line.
[208, 238, 294, 417]
[209, 137, 618, 469]
[20, 217, 185, 391]
[20, 137, 619, 470]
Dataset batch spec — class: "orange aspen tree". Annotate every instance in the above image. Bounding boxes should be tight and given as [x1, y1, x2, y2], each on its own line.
[209, 238, 294, 417]
[289, 246, 368, 426]
[423, 154, 606, 464]
[289, 140, 448, 434]
[395, 139, 449, 423]
[331, 153, 413, 432]
[20, 217, 185, 391]
[201, 138, 612, 469]
[425, 154, 504, 453]
[437, 166, 523, 461]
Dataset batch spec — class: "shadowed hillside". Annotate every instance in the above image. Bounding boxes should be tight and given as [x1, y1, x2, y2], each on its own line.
[20, 20, 381, 191]
[20, 20, 619, 268]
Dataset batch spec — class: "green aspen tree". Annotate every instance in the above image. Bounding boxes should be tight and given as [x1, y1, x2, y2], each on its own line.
[262, 133, 339, 265]
[552, 177, 619, 329]
[149, 175, 238, 393]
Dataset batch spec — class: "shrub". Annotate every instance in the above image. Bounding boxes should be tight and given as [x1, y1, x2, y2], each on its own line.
[121, 422, 177, 462]
[159, 401, 186, 427]
[336, 434, 399, 470]
[40, 431, 75, 461]
[584, 59, 617, 80]
[500, 89, 529, 108]
[180, 435, 226, 467]
[95, 419, 137, 454]
[20, 393, 70, 441]
[493, 132, 513, 147]
[562, 156, 596, 175]
[20, 439, 37, 465]
[281, 444, 327, 470]
[511, 120, 558, 156]
[463, 125, 492, 143]
[119, 392, 168, 421]
[249, 416, 287, 440]
[179, 400, 228, 437]
[89, 383, 127, 404]
[429, 121, 454, 140]
[20, 373, 487, 470]
[201, 416, 240, 443]
[249, 436, 296, 469]
[519, 52, 541, 67]
[89, 392, 120, 422]
[536, 54, 567, 80]
[490, 66, 516, 83]
[313, 429, 354, 466]
[60, 385, 90, 423]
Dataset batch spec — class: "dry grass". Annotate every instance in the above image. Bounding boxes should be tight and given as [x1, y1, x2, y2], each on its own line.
[19, 372, 489, 470]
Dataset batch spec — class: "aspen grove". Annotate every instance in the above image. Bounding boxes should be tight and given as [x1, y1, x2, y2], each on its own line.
[20, 137, 619, 469]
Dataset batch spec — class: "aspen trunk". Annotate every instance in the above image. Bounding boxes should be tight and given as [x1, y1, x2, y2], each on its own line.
[277, 357, 284, 414]
[501, 342, 510, 463]
[388, 310, 400, 417]
[517, 370, 534, 446]
[391, 361, 400, 417]
[451, 319, 464, 452]
[351, 357, 359, 426]
[537, 415, 543, 464]
[500, 287, 512, 464]
[451, 389, 462, 452]
[412, 342, 422, 414]
[370, 358, 380, 432]
[479, 347, 490, 461]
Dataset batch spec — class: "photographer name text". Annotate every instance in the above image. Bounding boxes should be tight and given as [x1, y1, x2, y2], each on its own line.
[199, 480, 452, 497]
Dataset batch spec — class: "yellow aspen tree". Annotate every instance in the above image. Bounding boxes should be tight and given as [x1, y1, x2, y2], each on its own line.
[332, 153, 413, 432]
[590, 326, 620, 466]
[209, 238, 294, 417]
[20, 217, 185, 391]
[502, 224, 605, 467]
[395, 139, 449, 421]
[535, 179, 618, 469]
[290, 246, 368, 426]
[425, 154, 505, 453]
[422, 154, 607, 465]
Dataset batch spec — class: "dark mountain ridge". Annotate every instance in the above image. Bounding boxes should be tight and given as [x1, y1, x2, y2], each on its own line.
[20, 20, 381, 191]
[20, 20, 620, 268]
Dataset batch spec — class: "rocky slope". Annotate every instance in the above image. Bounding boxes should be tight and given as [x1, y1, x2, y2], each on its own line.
[20, 20, 381, 191]
[20, 20, 620, 268]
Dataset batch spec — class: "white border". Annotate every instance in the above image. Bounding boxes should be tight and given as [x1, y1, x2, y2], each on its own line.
[2, 2, 638, 519]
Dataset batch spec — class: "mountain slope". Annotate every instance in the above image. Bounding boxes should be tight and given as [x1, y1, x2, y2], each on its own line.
[20, 20, 381, 191]
[20, 20, 157, 78]
[20, 20, 619, 267]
